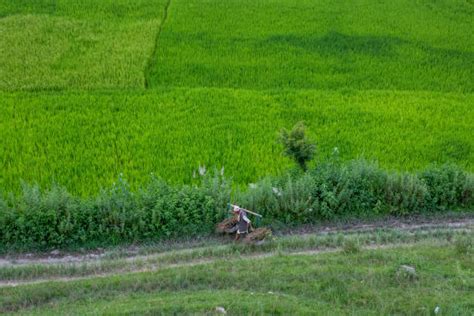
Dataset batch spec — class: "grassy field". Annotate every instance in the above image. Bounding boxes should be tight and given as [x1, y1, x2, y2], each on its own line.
[0, 0, 168, 91]
[149, 0, 474, 91]
[1, 239, 473, 314]
[1, 89, 472, 194]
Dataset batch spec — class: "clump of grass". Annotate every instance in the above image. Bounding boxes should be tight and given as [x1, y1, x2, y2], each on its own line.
[342, 239, 361, 254]
[454, 237, 473, 255]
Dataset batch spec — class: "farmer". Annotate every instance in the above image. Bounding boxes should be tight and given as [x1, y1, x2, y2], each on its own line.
[233, 205, 251, 241]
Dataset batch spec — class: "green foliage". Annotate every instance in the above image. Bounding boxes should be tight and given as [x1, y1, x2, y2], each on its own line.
[384, 173, 428, 215]
[0, 173, 230, 250]
[238, 160, 474, 223]
[279, 122, 316, 171]
[421, 164, 474, 210]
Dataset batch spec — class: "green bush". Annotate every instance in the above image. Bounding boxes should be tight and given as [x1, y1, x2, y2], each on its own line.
[420, 164, 474, 211]
[0, 161, 472, 251]
[279, 122, 316, 171]
[238, 160, 473, 223]
[0, 173, 230, 250]
[384, 173, 428, 215]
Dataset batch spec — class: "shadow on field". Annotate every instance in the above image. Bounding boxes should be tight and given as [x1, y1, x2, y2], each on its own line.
[261, 31, 474, 62]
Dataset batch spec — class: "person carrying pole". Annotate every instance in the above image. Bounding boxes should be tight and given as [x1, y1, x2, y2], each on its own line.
[232, 205, 252, 241]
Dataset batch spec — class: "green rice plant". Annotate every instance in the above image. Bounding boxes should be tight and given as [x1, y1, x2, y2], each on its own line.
[0, 89, 472, 195]
[0, 0, 168, 91]
[149, 0, 474, 92]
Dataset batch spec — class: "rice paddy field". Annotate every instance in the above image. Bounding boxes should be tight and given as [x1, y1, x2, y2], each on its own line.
[1, 90, 473, 195]
[0, 0, 473, 194]
[0, 0, 168, 90]
[149, 0, 474, 92]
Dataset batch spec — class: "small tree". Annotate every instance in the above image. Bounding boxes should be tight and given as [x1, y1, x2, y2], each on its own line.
[279, 122, 316, 171]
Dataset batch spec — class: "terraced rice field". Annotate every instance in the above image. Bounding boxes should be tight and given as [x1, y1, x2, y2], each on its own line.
[0, 0, 473, 194]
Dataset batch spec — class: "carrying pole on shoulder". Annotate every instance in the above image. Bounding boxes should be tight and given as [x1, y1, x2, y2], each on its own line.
[228, 203, 263, 218]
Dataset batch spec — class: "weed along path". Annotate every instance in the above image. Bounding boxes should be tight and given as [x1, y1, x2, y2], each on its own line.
[0, 217, 472, 288]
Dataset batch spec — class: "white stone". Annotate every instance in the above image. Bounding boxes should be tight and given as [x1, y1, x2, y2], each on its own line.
[215, 306, 227, 314]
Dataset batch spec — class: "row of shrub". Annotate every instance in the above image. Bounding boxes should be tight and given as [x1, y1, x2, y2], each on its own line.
[238, 160, 473, 224]
[0, 160, 472, 251]
[0, 175, 231, 250]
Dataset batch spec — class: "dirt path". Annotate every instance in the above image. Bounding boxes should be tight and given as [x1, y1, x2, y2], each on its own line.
[281, 216, 474, 236]
[0, 243, 413, 288]
[1, 217, 472, 288]
[1, 217, 472, 268]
